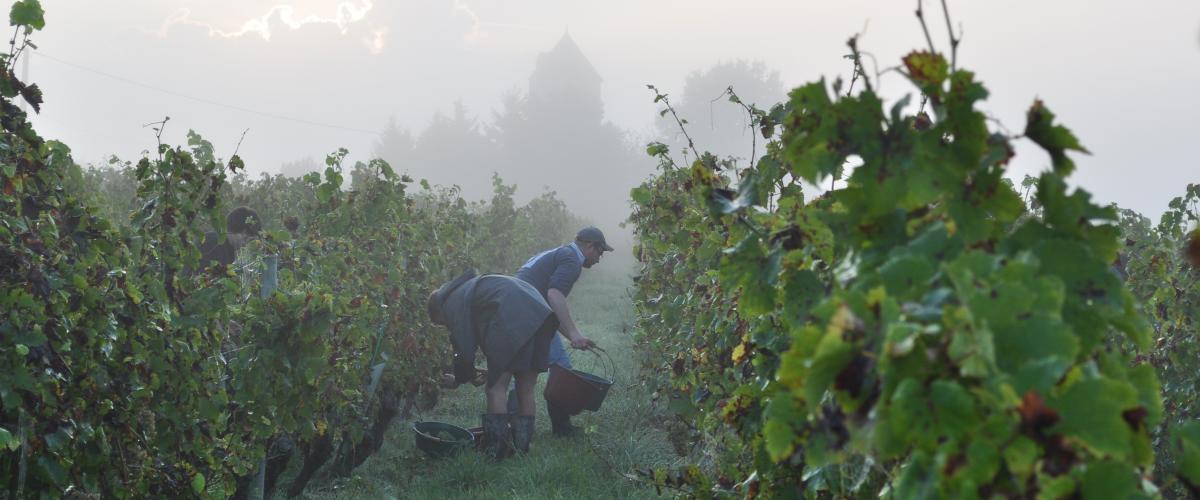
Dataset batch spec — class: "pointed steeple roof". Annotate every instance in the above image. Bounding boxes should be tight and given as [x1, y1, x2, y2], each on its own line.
[535, 31, 601, 84]
[526, 30, 605, 123]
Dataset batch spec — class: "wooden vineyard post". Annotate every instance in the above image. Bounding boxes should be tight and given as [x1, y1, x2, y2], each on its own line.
[249, 255, 279, 500]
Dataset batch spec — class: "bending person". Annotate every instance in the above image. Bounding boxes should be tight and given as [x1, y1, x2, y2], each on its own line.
[427, 269, 584, 457]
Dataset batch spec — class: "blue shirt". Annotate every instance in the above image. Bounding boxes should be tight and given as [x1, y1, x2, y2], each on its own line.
[515, 243, 584, 298]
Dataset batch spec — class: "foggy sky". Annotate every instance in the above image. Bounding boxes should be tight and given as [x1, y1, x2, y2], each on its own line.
[23, 0, 1200, 219]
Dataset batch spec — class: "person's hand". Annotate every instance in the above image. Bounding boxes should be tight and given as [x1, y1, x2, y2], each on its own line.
[570, 334, 596, 350]
[469, 368, 487, 387]
[439, 373, 457, 389]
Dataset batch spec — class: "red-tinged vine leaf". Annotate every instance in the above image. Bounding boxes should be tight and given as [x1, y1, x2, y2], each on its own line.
[981, 133, 1015, 167]
[913, 111, 932, 131]
[903, 51, 949, 93]
[1024, 99, 1090, 176]
[1017, 390, 1059, 435]
[745, 474, 760, 498]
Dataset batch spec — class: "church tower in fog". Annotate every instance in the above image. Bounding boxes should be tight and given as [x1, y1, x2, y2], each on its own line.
[526, 32, 604, 126]
[489, 31, 643, 229]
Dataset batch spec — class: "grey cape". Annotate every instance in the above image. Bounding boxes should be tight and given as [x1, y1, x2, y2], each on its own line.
[430, 270, 559, 386]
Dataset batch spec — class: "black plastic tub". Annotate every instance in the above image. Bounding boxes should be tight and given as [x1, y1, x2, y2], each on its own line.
[412, 421, 474, 458]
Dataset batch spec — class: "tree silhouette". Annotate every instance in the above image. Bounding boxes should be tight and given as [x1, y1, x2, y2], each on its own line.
[409, 101, 497, 199]
[373, 116, 415, 173]
[656, 59, 784, 163]
[487, 33, 645, 227]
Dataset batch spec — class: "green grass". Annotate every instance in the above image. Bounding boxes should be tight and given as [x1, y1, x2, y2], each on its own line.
[290, 266, 683, 499]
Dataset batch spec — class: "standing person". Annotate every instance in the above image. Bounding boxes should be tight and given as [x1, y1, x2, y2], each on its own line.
[512, 226, 610, 436]
[427, 269, 591, 457]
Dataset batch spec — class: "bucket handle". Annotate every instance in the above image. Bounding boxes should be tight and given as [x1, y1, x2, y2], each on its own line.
[568, 346, 617, 386]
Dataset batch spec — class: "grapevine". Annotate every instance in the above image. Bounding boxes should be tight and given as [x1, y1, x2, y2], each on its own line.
[629, 22, 1197, 498]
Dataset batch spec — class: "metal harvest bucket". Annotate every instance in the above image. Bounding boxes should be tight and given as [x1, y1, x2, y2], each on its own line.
[543, 349, 615, 415]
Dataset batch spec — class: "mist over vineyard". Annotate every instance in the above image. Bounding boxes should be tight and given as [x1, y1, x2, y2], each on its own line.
[3, 1, 1199, 498]
[23, 1, 1200, 223]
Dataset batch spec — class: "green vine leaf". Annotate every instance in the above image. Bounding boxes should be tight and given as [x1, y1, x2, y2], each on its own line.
[1175, 421, 1200, 492]
[9, 0, 44, 31]
[0, 427, 18, 451]
[1049, 378, 1138, 459]
[191, 473, 206, 495]
[1080, 460, 1138, 499]
[1024, 100, 1089, 176]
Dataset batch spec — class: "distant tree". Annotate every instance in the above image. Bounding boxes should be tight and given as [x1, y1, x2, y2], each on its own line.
[373, 116, 415, 172]
[656, 59, 785, 163]
[401, 34, 650, 227]
[65, 156, 140, 224]
[279, 156, 322, 178]
[489, 89, 527, 148]
[410, 101, 497, 200]
[486, 34, 647, 227]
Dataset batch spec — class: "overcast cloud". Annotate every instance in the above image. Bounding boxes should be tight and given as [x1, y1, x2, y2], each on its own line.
[23, 0, 1200, 218]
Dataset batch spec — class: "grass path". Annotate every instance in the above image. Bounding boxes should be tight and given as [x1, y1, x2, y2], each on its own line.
[294, 268, 682, 499]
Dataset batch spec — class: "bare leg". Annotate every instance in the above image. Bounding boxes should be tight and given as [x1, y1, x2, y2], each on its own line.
[510, 371, 539, 453]
[486, 372, 513, 414]
[514, 371, 538, 417]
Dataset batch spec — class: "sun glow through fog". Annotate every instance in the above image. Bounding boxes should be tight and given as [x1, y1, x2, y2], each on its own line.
[157, 1, 374, 41]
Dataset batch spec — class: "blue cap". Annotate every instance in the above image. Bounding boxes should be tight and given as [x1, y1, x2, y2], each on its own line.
[576, 227, 613, 252]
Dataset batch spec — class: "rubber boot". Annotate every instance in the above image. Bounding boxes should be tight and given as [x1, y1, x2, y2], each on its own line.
[511, 415, 535, 453]
[481, 413, 512, 459]
[546, 401, 579, 437]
